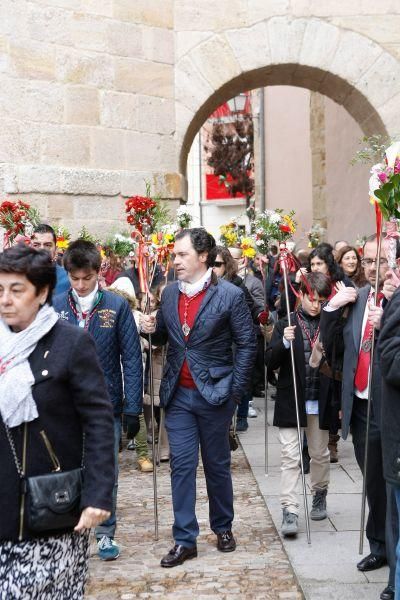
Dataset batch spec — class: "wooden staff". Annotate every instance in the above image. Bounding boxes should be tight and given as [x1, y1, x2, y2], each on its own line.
[359, 223, 383, 554]
[262, 257, 269, 475]
[142, 225, 159, 541]
[279, 244, 311, 545]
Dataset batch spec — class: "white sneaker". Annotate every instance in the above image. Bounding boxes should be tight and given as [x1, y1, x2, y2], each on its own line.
[248, 401, 257, 418]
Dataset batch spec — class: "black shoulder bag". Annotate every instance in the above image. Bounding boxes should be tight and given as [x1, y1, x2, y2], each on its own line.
[5, 422, 83, 535]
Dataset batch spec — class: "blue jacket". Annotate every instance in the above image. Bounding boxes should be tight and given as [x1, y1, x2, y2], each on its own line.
[53, 289, 143, 416]
[151, 278, 257, 407]
[54, 264, 70, 296]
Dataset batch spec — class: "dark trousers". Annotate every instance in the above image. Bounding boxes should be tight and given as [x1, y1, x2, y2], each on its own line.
[350, 396, 387, 558]
[387, 483, 399, 587]
[165, 386, 235, 547]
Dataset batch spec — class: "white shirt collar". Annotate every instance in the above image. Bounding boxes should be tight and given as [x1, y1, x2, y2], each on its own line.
[178, 268, 212, 297]
[72, 283, 99, 314]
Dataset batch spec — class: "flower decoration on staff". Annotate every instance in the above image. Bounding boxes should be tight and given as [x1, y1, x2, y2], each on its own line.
[151, 228, 175, 269]
[54, 226, 70, 252]
[253, 209, 297, 255]
[0, 199, 40, 247]
[176, 206, 193, 230]
[369, 141, 400, 268]
[307, 223, 325, 248]
[220, 221, 239, 248]
[125, 195, 157, 234]
[369, 141, 400, 221]
[125, 184, 172, 294]
[240, 236, 256, 259]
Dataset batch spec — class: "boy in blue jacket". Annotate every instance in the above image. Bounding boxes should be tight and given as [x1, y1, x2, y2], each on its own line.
[53, 240, 143, 560]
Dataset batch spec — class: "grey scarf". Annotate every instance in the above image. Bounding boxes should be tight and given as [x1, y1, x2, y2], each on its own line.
[0, 304, 59, 427]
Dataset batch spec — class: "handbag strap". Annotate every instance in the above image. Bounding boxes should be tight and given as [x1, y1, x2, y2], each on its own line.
[3, 419, 85, 476]
[3, 421, 27, 479]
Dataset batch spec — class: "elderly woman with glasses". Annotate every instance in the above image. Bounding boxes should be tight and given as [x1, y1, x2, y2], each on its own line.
[0, 245, 115, 600]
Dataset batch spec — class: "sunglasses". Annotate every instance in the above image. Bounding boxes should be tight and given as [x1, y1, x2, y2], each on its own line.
[213, 261, 225, 267]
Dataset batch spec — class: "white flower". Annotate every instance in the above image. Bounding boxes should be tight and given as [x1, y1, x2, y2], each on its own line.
[369, 171, 382, 199]
[176, 206, 191, 217]
[270, 212, 281, 224]
[385, 142, 400, 169]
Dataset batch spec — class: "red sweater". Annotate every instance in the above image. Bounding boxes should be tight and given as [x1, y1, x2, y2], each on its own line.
[178, 289, 207, 388]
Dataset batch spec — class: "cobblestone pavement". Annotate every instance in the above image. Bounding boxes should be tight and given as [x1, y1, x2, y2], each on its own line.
[86, 443, 303, 600]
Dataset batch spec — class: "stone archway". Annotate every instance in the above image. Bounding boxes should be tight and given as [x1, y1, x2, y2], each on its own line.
[175, 16, 400, 175]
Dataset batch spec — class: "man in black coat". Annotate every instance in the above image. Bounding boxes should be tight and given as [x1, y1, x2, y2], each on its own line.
[320, 235, 397, 600]
[378, 283, 400, 599]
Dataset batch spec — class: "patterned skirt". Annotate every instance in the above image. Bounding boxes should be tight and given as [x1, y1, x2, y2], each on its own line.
[0, 531, 90, 600]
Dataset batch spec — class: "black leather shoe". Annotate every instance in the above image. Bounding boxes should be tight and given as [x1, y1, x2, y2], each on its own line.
[357, 553, 387, 571]
[380, 585, 395, 600]
[216, 530, 236, 552]
[160, 544, 197, 568]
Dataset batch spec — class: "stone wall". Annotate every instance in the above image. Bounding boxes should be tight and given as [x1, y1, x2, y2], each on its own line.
[0, 0, 180, 235]
[0, 1, 399, 235]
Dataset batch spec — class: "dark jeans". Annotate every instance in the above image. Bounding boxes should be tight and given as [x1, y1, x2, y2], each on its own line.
[237, 392, 252, 419]
[95, 417, 121, 540]
[394, 487, 400, 598]
[165, 386, 235, 547]
[350, 396, 386, 558]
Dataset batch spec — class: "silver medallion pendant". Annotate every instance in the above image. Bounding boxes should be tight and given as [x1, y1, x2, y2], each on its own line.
[182, 322, 191, 336]
[362, 338, 372, 352]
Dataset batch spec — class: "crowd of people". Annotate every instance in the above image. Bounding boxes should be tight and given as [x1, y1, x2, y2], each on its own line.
[1, 222, 400, 600]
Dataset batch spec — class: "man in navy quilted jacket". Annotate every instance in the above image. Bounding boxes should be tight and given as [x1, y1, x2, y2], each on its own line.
[53, 240, 143, 561]
[140, 228, 256, 567]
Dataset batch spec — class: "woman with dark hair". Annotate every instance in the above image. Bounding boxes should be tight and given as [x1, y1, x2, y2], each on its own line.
[0, 245, 115, 599]
[209, 246, 261, 323]
[336, 245, 367, 289]
[307, 245, 346, 288]
[210, 246, 239, 282]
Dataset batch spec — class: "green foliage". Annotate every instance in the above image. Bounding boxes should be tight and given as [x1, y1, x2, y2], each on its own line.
[351, 134, 394, 165]
[77, 225, 100, 244]
[105, 232, 136, 257]
[374, 174, 400, 221]
[144, 181, 172, 232]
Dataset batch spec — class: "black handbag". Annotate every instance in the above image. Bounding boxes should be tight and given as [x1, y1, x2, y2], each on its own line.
[5, 422, 84, 534]
[23, 467, 83, 533]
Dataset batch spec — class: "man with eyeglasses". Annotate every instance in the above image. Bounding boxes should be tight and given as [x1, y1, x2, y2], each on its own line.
[320, 234, 397, 600]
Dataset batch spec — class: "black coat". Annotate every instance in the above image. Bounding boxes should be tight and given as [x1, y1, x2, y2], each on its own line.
[378, 287, 400, 487]
[265, 313, 331, 429]
[320, 285, 382, 439]
[0, 320, 115, 542]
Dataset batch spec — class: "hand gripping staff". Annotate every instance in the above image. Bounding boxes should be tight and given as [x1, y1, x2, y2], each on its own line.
[279, 243, 311, 545]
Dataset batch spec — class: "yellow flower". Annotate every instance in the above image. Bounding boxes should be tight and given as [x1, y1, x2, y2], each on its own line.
[225, 232, 237, 246]
[241, 237, 256, 259]
[243, 247, 256, 259]
[56, 239, 69, 250]
[283, 214, 296, 233]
